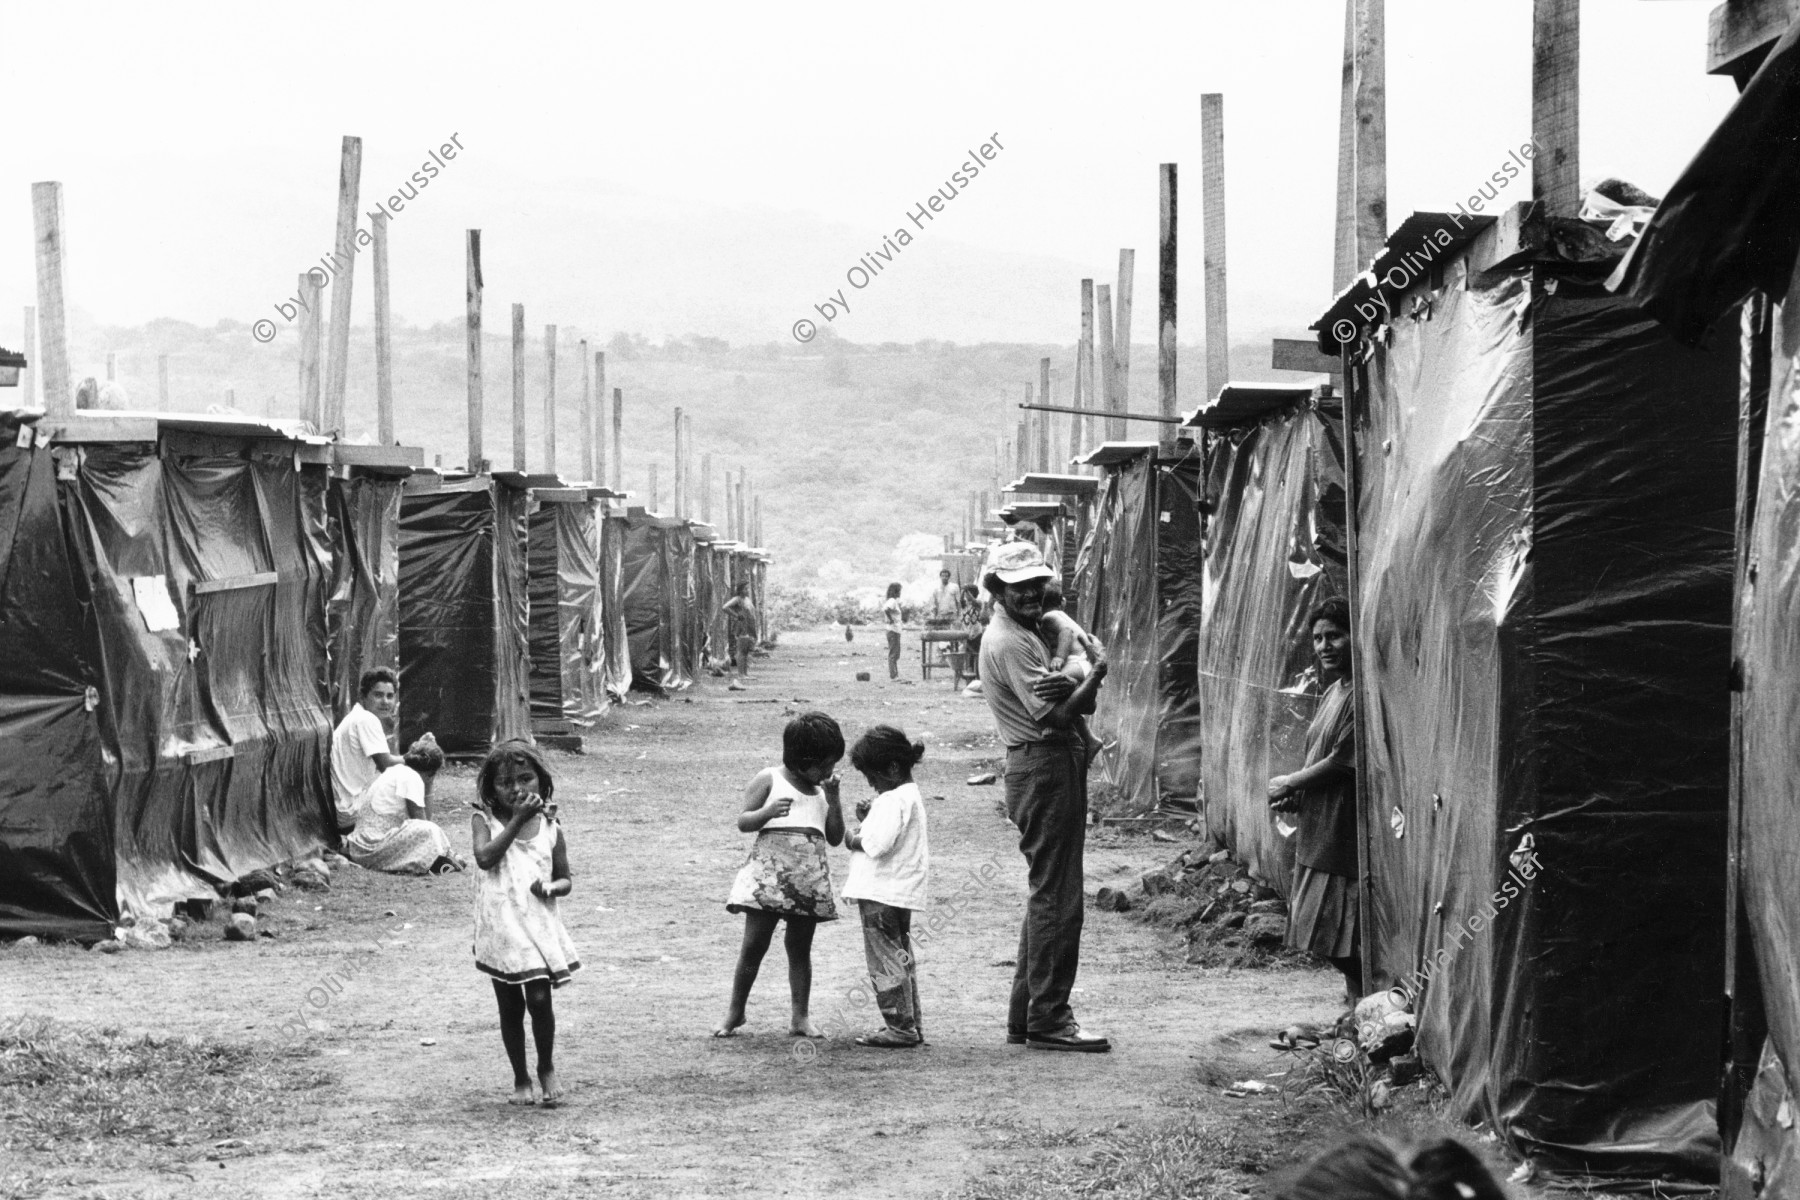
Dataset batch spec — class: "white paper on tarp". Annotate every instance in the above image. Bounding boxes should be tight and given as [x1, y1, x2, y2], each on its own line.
[131, 575, 181, 632]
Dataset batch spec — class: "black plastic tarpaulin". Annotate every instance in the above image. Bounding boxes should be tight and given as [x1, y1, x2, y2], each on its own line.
[397, 476, 532, 754]
[0, 412, 114, 939]
[1194, 389, 1346, 891]
[326, 474, 401, 719]
[598, 510, 632, 698]
[1336, 249, 1737, 1179]
[528, 496, 605, 739]
[1075, 450, 1204, 816]
[618, 510, 693, 692]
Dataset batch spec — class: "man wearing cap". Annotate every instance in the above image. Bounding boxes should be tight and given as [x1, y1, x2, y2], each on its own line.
[978, 542, 1112, 1052]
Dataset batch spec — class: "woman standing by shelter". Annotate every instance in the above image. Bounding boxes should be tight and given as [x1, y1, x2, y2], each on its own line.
[1268, 597, 1360, 1006]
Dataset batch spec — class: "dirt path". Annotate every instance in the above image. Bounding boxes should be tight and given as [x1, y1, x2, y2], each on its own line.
[2, 628, 1341, 1199]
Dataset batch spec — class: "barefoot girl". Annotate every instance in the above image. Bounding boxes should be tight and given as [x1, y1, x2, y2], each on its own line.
[715, 712, 845, 1038]
[472, 740, 580, 1107]
[842, 725, 930, 1048]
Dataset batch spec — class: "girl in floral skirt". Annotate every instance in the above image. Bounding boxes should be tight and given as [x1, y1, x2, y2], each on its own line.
[714, 712, 845, 1038]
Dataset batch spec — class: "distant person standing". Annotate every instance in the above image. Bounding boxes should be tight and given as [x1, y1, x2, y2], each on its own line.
[882, 582, 904, 681]
[977, 543, 1111, 1052]
[928, 569, 960, 626]
[720, 582, 758, 692]
[331, 668, 402, 833]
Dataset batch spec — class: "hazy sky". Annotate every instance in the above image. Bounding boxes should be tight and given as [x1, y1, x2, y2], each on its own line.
[1, 0, 1739, 346]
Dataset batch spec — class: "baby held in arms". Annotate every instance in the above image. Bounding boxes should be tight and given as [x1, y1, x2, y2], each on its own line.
[1038, 582, 1103, 761]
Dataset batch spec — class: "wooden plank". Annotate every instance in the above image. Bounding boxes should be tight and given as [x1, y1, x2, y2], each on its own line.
[331, 443, 424, 469]
[533, 487, 590, 503]
[1097, 283, 1119, 441]
[372, 211, 394, 445]
[648, 462, 659, 512]
[673, 406, 685, 519]
[543, 324, 558, 474]
[185, 745, 236, 766]
[511, 304, 526, 472]
[1202, 95, 1230, 406]
[594, 352, 607, 487]
[1272, 338, 1343, 377]
[298, 271, 323, 428]
[1037, 363, 1051, 473]
[41, 415, 159, 443]
[1077, 278, 1095, 462]
[31, 183, 72, 417]
[579, 339, 593, 482]
[1114, 249, 1135, 431]
[466, 230, 484, 472]
[1708, 0, 1800, 79]
[1158, 162, 1178, 434]
[1533, 0, 1580, 217]
[194, 571, 280, 595]
[1353, 0, 1388, 266]
[323, 135, 362, 437]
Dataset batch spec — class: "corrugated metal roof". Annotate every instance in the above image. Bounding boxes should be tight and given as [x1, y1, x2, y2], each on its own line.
[1309, 210, 1496, 352]
[1005, 472, 1100, 496]
[1074, 440, 1159, 467]
[1181, 383, 1316, 430]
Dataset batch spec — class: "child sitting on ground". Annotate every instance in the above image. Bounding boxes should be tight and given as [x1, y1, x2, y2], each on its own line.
[1039, 582, 1103, 761]
[715, 711, 846, 1038]
[841, 725, 930, 1048]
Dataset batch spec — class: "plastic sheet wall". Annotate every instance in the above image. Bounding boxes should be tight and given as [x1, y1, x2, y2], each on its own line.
[1198, 402, 1346, 890]
[598, 512, 632, 698]
[398, 479, 532, 754]
[527, 499, 605, 736]
[0, 414, 115, 939]
[618, 514, 693, 692]
[1078, 454, 1204, 815]
[1352, 268, 1736, 1178]
[326, 475, 401, 720]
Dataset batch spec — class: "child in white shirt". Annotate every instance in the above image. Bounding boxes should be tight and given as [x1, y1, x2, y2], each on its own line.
[842, 724, 930, 1048]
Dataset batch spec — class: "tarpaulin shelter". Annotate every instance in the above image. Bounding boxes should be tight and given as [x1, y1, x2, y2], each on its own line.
[1611, 13, 1800, 1189]
[618, 508, 695, 692]
[1188, 384, 1347, 892]
[707, 539, 745, 666]
[1005, 473, 1100, 606]
[526, 484, 622, 750]
[1314, 207, 1740, 1179]
[1, 409, 342, 939]
[597, 505, 633, 699]
[1069, 442, 1204, 816]
[397, 471, 532, 755]
[325, 445, 421, 720]
[688, 523, 720, 671]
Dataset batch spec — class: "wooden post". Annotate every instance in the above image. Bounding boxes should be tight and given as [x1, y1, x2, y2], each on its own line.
[673, 406, 685, 519]
[702, 453, 713, 523]
[323, 135, 362, 437]
[30, 183, 72, 417]
[754, 496, 762, 548]
[726, 469, 737, 538]
[1096, 283, 1118, 441]
[1353, 0, 1388, 269]
[1038, 358, 1053, 473]
[543, 324, 558, 475]
[611, 387, 622, 492]
[579, 340, 592, 482]
[649, 462, 659, 512]
[106, 352, 115, 382]
[1533, 0, 1579, 217]
[511, 304, 526, 472]
[594, 352, 607, 486]
[1114, 249, 1135, 425]
[1334, 0, 1358, 293]
[1201, 96, 1230, 406]
[1159, 162, 1179, 443]
[466, 231, 484, 472]
[372, 211, 394, 444]
[738, 471, 749, 544]
[1016, 417, 1029, 477]
[299, 272, 323, 427]
[20, 308, 35, 409]
[1078, 279, 1096, 460]
[683, 413, 695, 518]
[158, 353, 168, 407]
[225, 387, 236, 408]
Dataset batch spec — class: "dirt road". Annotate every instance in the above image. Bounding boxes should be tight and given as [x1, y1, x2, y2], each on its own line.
[2, 628, 1342, 1198]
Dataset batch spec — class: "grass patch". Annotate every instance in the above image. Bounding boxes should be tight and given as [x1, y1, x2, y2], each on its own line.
[959, 1117, 1291, 1200]
[0, 1015, 334, 1194]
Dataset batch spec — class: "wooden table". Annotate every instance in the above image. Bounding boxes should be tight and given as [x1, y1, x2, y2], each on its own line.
[919, 629, 972, 686]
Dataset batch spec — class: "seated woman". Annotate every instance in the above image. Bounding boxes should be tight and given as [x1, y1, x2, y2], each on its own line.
[345, 734, 462, 875]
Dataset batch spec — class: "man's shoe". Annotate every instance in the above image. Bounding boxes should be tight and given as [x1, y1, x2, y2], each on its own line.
[1006, 1031, 1028, 1045]
[1026, 1026, 1111, 1053]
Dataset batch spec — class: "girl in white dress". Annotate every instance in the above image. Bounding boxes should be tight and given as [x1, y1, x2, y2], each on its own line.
[471, 740, 580, 1107]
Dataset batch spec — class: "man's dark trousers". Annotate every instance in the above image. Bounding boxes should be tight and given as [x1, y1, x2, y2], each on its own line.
[1005, 738, 1088, 1035]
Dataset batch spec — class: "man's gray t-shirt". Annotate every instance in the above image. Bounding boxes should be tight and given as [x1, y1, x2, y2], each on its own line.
[978, 607, 1056, 748]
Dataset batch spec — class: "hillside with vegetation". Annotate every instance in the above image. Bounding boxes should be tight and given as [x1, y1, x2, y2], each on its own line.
[45, 314, 1314, 597]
